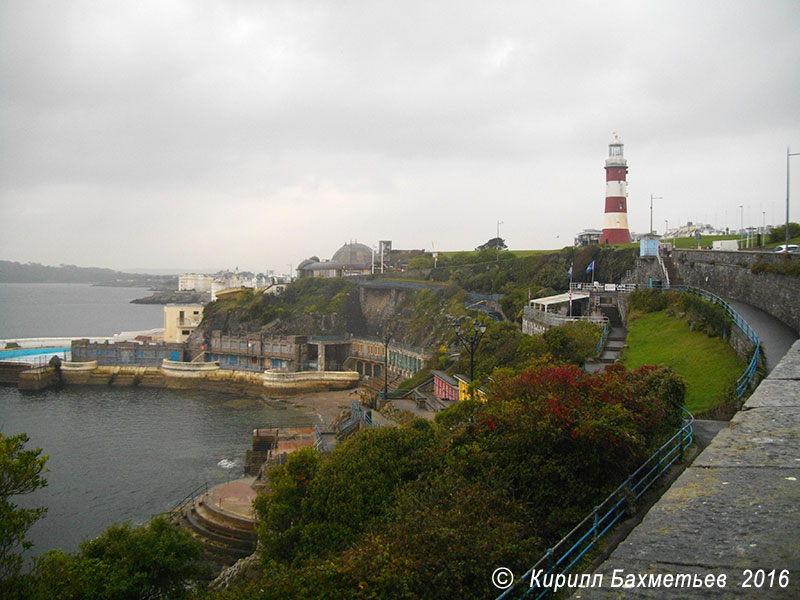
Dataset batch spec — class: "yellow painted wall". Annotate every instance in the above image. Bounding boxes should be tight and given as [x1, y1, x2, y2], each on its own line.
[163, 304, 204, 343]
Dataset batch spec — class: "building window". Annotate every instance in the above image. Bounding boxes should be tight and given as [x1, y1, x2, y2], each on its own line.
[182, 330, 190, 336]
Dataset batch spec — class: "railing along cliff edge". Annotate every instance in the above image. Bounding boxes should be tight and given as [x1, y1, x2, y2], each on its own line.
[498, 282, 761, 599]
[497, 408, 694, 600]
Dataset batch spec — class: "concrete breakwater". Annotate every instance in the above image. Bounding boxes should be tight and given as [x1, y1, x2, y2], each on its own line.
[16, 360, 359, 395]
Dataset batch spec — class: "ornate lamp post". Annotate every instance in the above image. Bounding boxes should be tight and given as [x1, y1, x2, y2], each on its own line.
[382, 331, 392, 404]
[450, 317, 488, 384]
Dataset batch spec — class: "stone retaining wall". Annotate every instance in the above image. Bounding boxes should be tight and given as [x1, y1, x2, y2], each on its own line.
[672, 249, 800, 333]
[49, 361, 359, 396]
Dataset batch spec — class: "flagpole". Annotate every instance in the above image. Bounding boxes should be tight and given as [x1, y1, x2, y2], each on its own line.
[568, 263, 573, 317]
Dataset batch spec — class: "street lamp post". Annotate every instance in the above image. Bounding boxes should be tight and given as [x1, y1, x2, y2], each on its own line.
[496, 220, 504, 263]
[451, 317, 487, 388]
[787, 147, 800, 251]
[382, 331, 392, 405]
[650, 194, 662, 234]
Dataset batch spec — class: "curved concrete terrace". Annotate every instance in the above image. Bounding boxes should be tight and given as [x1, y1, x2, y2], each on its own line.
[577, 339, 800, 598]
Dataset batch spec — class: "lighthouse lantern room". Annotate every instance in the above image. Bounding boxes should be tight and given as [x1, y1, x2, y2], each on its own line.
[599, 134, 631, 245]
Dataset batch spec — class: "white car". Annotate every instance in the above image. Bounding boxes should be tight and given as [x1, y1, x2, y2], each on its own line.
[773, 244, 799, 253]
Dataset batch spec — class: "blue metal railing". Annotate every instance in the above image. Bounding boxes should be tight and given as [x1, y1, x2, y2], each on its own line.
[497, 408, 694, 600]
[594, 320, 610, 357]
[496, 283, 761, 599]
[465, 300, 502, 321]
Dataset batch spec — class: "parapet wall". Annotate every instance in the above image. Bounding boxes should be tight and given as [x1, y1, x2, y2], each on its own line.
[23, 362, 358, 396]
[672, 249, 800, 333]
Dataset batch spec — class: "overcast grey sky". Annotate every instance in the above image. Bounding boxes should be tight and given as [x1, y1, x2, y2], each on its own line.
[1, 0, 799, 274]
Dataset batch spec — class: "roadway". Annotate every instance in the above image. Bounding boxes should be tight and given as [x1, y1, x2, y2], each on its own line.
[724, 299, 798, 374]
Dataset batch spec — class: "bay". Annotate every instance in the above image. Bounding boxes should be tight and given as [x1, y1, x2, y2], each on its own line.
[0, 282, 314, 562]
[0, 283, 164, 339]
[1, 386, 312, 560]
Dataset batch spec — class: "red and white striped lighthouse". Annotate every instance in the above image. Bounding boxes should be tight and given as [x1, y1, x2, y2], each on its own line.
[600, 134, 631, 245]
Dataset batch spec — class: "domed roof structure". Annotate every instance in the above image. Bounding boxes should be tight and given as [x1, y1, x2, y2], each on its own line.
[331, 242, 372, 267]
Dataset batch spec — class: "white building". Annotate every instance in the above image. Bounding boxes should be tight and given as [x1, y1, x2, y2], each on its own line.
[178, 274, 215, 292]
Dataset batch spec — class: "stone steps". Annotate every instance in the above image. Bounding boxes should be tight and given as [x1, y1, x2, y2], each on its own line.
[194, 498, 256, 541]
[183, 506, 256, 554]
[178, 497, 257, 562]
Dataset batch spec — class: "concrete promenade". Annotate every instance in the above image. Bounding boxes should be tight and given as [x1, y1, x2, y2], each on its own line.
[578, 339, 800, 599]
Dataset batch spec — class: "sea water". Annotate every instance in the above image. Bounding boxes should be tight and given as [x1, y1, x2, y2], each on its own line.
[0, 282, 313, 561]
[1, 385, 312, 560]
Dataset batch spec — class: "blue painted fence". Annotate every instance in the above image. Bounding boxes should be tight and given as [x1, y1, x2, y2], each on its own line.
[497, 408, 694, 600]
[497, 282, 762, 599]
[654, 284, 761, 398]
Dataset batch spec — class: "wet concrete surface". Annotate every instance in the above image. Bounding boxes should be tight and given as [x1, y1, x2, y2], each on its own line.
[726, 299, 798, 374]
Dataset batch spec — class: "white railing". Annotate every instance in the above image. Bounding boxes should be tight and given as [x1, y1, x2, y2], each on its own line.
[60, 361, 98, 371]
[656, 250, 670, 287]
[569, 282, 637, 293]
[262, 370, 359, 384]
[161, 360, 221, 372]
[523, 307, 609, 329]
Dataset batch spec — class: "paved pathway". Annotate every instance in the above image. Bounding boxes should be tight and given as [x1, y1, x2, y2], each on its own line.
[209, 477, 258, 520]
[575, 340, 800, 598]
[726, 299, 798, 374]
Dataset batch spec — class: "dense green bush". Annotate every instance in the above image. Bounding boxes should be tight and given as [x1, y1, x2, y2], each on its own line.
[543, 320, 602, 364]
[238, 362, 685, 600]
[27, 517, 204, 600]
[628, 288, 670, 313]
[0, 432, 48, 598]
[676, 293, 732, 338]
[629, 289, 734, 340]
[751, 257, 800, 278]
[767, 222, 800, 244]
[255, 422, 437, 565]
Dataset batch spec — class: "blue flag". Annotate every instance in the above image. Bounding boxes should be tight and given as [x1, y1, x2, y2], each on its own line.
[567, 264, 573, 278]
[586, 260, 595, 274]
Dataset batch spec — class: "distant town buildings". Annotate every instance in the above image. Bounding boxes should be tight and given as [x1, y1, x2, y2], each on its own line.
[178, 274, 214, 292]
[296, 240, 428, 278]
[297, 242, 374, 279]
[663, 221, 727, 240]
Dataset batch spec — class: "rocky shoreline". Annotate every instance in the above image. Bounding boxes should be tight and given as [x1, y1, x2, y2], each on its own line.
[130, 290, 210, 305]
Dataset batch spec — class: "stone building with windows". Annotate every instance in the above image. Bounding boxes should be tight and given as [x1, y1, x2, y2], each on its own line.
[163, 304, 204, 343]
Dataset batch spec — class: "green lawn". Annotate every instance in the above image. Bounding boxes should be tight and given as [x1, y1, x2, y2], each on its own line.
[620, 311, 746, 414]
[670, 233, 800, 250]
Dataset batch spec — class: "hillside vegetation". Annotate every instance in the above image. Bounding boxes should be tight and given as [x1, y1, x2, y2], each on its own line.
[196, 246, 637, 348]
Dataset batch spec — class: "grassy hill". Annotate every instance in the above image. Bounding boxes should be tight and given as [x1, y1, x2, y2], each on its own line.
[621, 310, 745, 414]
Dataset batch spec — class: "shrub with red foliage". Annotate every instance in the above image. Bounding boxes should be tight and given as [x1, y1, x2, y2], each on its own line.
[450, 361, 685, 537]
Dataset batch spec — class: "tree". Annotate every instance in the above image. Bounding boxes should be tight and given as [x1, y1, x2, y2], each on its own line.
[254, 447, 320, 562]
[28, 516, 204, 600]
[0, 432, 48, 586]
[768, 222, 800, 244]
[475, 237, 507, 251]
[543, 320, 602, 365]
